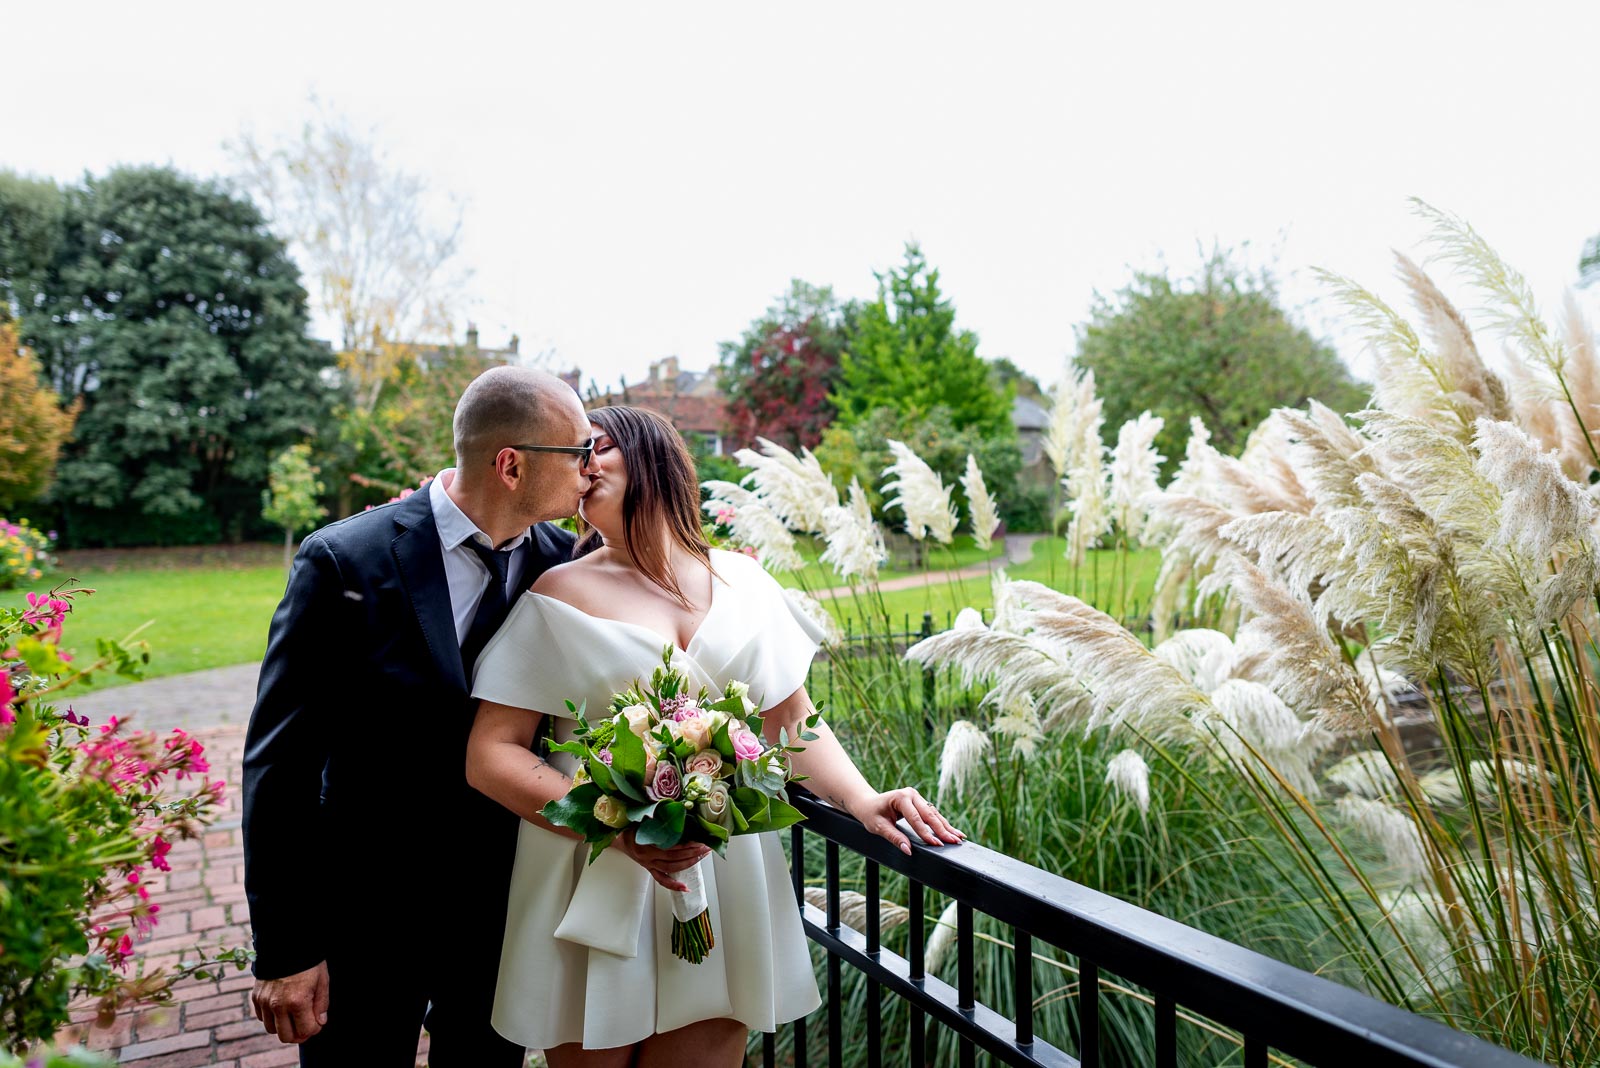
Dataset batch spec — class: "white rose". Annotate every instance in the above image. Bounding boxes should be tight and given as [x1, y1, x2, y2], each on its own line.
[725, 680, 757, 715]
[593, 794, 629, 829]
[621, 704, 652, 737]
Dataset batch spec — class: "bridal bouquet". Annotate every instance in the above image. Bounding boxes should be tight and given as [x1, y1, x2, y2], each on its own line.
[541, 648, 819, 963]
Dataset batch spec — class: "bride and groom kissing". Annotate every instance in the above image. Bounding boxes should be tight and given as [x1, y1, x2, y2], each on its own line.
[240, 367, 961, 1067]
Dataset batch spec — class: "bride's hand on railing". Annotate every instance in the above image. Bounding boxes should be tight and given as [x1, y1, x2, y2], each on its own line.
[612, 826, 710, 892]
[846, 787, 965, 856]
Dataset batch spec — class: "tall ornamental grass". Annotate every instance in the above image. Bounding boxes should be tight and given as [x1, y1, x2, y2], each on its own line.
[910, 202, 1600, 1064]
[708, 429, 1350, 1064]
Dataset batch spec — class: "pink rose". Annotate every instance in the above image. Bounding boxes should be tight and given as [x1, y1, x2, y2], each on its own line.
[648, 760, 682, 801]
[677, 713, 712, 750]
[730, 726, 763, 762]
[684, 749, 724, 779]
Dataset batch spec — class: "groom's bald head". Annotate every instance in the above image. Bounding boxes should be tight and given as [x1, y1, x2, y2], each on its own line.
[452, 366, 583, 472]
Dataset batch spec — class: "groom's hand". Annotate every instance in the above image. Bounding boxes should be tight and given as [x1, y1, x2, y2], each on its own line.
[251, 960, 329, 1044]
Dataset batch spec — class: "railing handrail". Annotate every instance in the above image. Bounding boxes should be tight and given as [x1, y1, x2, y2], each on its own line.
[791, 791, 1548, 1068]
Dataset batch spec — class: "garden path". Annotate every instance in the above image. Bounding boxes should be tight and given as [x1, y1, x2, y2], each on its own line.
[810, 531, 1042, 598]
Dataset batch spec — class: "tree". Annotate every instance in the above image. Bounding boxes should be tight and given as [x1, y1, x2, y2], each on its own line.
[833, 243, 1013, 438]
[0, 317, 77, 511]
[717, 280, 848, 451]
[989, 356, 1044, 401]
[0, 173, 63, 323]
[262, 443, 328, 566]
[816, 405, 1022, 547]
[232, 103, 469, 413]
[5, 166, 339, 546]
[1075, 248, 1368, 469]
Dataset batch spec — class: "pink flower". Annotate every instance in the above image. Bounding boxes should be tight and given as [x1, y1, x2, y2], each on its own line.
[684, 749, 724, 778]
[595, 747, 613, 766]
[730, 727, 763, 762]
[149, 835, 172, 872]
[677, 714, 711, 750]
[0, 672, 15, 726]
[660, 694, 696, 720]
[647, 760, 682, 801]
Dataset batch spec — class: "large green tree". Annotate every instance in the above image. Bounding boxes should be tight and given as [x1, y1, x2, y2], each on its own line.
[4, 166, 339, 545]
[833, 244, 1013, 438]
[717, 280, 849, 451]
[1075, 249, 1368, 468]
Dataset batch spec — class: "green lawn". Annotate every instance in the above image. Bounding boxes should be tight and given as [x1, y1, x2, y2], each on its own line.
[1, 566, 288, 692]
[782, 535, 1163, 629]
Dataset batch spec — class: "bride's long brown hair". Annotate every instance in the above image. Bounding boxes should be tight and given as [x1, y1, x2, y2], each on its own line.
[575, 405, 717, 608]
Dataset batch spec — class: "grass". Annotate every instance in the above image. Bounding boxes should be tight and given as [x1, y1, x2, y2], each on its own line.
[0, 566, 287, 692]
[781, 535, 1164, 629]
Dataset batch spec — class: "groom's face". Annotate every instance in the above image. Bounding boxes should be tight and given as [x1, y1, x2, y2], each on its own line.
[513, 389, 595, 522]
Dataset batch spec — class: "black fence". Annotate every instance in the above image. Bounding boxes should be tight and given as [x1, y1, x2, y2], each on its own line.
[758, 792, 1545, 1068]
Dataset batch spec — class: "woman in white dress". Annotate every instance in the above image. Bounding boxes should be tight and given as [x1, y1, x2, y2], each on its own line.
[465, 406, 962, 1068]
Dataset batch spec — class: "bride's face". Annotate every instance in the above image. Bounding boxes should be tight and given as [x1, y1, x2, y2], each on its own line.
[578, 422, 625, 536]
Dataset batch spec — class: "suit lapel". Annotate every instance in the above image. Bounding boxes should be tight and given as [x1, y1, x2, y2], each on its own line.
[391, 490, 468, 693]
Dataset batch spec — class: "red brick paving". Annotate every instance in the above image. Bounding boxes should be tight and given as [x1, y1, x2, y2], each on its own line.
[48, 725, 442, 1067]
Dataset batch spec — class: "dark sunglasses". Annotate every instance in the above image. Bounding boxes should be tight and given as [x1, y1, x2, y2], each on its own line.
[507, 439, 595, 466]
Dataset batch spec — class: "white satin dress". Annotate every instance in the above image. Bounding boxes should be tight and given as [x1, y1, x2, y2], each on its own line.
[470, 549, 825, 1051]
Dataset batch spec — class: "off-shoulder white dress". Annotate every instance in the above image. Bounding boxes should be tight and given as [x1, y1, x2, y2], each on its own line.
[471, 549, 825, 1051]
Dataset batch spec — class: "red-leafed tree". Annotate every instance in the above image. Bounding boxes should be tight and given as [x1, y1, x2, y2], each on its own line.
[717, 281, 849, 451]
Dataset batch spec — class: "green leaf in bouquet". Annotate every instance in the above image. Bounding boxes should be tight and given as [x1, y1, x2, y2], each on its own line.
[611, 768, 647, 803]
[588, 832, 618, 863]
[732, 786, 770, 827]
[762, 796, 806, 832]
[711, 716, 735, 759]
[546, 739, 589, 759]
[636, 800, 686, 847]
[706, 693, 743, 716]
[587, 752, 618, 793]
[696, 815, 731, 846]
[626, 798, 660, 822]
[542, 782, 604, 834]
[727, 799, 750, 834]
[610, 722, 647, 783]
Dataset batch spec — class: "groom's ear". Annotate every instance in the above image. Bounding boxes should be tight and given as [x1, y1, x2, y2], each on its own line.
[490, 446, 525, 489]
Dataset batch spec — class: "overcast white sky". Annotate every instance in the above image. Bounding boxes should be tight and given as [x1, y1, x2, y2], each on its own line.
[8, 1, 1599, 392]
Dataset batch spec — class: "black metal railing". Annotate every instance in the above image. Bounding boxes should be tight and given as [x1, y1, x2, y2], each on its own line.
[762, 791, 1546, 1068]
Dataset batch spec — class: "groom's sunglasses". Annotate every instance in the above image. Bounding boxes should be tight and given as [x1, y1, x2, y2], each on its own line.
[508, 439, 596, 466]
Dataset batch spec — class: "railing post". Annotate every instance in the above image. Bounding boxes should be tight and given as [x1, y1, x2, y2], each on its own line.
[920, 610, 936, 736]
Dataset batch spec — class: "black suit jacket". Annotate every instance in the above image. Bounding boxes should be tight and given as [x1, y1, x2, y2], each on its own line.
[242, 489, 575, 980]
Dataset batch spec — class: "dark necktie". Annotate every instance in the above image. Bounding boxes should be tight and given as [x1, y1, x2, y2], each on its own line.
[460, 538, 514, 679]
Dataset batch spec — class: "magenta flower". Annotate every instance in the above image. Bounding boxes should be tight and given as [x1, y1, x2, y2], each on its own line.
[149, 835, 172, 872]
[595, 747, 614, 766]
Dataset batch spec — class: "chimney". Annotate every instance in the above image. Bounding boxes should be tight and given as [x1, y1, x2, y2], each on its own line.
[661, 356, 680, 383]
[466, 322, 479, 350]
[508, 333, 520, 355]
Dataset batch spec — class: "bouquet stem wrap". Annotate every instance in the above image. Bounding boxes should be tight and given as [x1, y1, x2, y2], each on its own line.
[669, 858, 714, 963]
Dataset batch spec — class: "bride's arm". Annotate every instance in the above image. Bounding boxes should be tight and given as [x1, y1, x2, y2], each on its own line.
[768, 686, 964, 855]
[466, 700, 580, 833]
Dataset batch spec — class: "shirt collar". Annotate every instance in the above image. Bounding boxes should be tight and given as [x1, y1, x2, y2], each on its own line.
[428, 469, 532, 553]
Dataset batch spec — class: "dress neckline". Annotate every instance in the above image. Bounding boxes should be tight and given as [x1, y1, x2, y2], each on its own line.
[523, 568, 724, 656]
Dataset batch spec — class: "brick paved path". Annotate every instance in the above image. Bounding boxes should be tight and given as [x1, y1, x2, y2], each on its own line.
[45, 674, 449, 1066]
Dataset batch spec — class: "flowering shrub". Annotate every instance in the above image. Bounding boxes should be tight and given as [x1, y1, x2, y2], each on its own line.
[0, 520, 54, 591]
[0, 586, 227, 1054]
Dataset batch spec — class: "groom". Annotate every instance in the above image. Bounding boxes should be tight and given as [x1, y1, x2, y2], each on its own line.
[242, 366, 594, 1066]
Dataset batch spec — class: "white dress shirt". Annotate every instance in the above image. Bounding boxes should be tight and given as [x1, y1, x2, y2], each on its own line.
[428, 470, 532, 644]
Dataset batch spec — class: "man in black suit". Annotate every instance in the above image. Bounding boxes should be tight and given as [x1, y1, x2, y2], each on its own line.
[242, 366, 596, 1066]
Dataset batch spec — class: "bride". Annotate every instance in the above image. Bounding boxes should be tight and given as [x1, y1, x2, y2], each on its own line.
[465, 405, 961, 1067]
